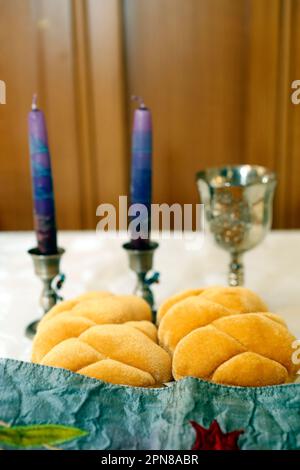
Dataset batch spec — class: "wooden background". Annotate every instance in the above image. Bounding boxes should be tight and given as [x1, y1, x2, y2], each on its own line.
[0, 0, 299, 230]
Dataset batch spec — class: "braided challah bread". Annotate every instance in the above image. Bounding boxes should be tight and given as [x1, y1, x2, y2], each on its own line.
[172, 313, 296, 386]
[32, 292, 172, 387]
[32, 287, 297, 388]
[38, 291, 152, 328]
[158, 286, 270, 354]
[158, 286, 296, 386]
[157, 286, 268, 323]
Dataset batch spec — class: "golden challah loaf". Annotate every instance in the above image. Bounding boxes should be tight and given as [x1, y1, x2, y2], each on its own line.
[157, 286, 268, 323]
[158, 286, 269, 354]
[32, 292, 172, 387]
[38, 291, 151, 328]
[158, 286, 296, 386]
[172, 313, 296, 386]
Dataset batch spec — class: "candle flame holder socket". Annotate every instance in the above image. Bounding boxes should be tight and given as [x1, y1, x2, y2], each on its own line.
[123, 241, 159, 322]
[25, 247, 65, 339]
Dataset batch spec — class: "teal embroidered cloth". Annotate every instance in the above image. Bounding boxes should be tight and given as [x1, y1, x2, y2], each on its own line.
[0, 358, 299, 450]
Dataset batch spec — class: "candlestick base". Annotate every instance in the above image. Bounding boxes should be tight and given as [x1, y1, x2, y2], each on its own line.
[123, 241, 159, 323]
[25, 247, 65, 339]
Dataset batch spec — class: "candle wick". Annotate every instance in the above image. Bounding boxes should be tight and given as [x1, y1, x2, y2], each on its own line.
[32, 93, 38, 110]
[131, 95, 146, 109]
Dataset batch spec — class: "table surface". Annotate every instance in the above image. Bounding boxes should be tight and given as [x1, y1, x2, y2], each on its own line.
[0, 230, 300, 361]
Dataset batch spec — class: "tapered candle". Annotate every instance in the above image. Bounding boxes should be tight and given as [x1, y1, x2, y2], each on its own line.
[130, 97, 152, 248]
[28, 95, 57, 254]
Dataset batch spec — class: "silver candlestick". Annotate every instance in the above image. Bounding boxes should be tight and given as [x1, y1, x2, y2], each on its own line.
[26, 247, 65, 339]
[123, 241, 159, 322]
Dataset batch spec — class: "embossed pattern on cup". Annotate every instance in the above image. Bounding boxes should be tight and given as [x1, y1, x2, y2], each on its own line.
[197, 165, 277, 286]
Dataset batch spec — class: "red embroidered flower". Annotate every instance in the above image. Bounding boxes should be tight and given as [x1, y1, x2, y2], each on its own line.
[190, 420, 243, 450]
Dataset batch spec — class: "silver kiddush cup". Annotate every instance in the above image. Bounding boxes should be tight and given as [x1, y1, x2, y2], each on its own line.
[197, 165, 277, 286]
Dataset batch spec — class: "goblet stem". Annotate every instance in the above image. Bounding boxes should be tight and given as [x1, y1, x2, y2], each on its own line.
[228, 253, 244, 287]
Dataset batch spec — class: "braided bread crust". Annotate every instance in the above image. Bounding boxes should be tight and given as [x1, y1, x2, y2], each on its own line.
[172, 313, 296, 386]
[158, 286, 271, 354]
[157, 286, 268, 323]
[32, 292, 171, 387]
[38, 292, 151, 328]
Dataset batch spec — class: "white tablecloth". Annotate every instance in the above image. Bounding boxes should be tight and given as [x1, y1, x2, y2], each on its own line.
[0, 230, 299, 360]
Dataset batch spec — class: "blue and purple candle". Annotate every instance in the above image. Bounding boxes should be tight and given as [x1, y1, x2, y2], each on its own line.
[28, 95, 57, 254]
[130, 97, 152, 248]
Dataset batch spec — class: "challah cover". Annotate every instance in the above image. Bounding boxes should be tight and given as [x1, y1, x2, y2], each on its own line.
[0, 358, 299, 450]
